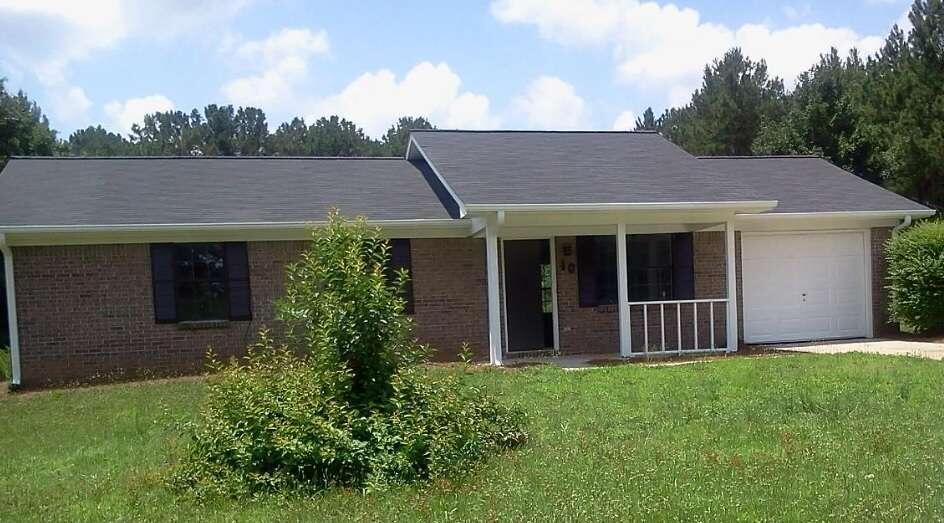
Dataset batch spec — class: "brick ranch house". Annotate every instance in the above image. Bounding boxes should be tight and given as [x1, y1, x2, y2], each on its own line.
[0, 130, 934, 387]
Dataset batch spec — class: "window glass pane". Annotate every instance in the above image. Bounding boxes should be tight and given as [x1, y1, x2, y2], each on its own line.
[540, 264, 553, 313]
[651, 237, 672, 266]
[207, 244, 226, 280]
[174, 243, 228, 321]
[627, 234, 674, 302]
[175, 245, 194, 281]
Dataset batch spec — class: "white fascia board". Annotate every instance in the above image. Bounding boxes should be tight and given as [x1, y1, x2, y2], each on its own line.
[406, 136, 468, 218]
[0, 219, 474, 246]
[736, 209, 936, 220]
[0, 219, 464, 234]
[463, 200, 779, 213]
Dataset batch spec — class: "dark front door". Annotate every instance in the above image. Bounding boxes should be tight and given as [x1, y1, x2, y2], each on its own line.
[504, 239, 554, 352]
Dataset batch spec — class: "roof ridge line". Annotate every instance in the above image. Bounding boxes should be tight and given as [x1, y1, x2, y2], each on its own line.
[409, 129, 660, 134]
[698, 154, 822, 159]
[8, 155, 408, 160]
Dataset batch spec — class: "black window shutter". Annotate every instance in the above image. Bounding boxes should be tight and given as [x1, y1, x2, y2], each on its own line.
[672, 233, 695, 299]
[576, 236, 598, 307]
[597, 236, 618, 305]
[150, 244, 177, 323]
[225, 242, 252, 321]
[389, 239, 415, 314]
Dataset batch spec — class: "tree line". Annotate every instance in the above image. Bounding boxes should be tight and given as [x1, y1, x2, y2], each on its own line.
[635, 0, 944, 208]
[0, 88, 433, 160]
[1, 0, 941, 208]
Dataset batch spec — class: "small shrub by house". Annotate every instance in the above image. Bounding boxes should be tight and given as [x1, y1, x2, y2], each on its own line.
[169, 212, 526, 498]
[886, 220, 944, 333]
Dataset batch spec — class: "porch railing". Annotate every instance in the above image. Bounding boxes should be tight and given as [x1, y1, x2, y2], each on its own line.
[626, 298, 728, 355]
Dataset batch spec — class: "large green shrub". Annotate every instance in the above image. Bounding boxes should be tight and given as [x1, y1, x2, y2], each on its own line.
[276, 211, 422, 410]
[170, 212, 526, 498]
[886, 220, 944, 333]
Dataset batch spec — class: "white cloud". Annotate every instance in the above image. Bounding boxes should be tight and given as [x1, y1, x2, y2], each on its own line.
[234, 27, 329, 64]
[221, 28, 330, 109]
[310, 62, 499, 137]
[104, 94, 175, 134]
[612, 110, 637, 130]
[513, 76, 588, 129]
[0, 0, 251, 125]
[491, 0, 884, 107]
[49, 85, 93, 124]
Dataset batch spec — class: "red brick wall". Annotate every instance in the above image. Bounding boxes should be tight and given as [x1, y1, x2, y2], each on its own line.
[410, 238, 489, 361]
[12, 238, 488, 386]
[871, 227, 897, 337]
[554, 236, 620, 354]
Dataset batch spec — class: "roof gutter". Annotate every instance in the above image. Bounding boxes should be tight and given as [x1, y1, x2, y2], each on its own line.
[737, 209, 937, 220]
[463, 200, 779, 213]
[0, 234, 21, 389]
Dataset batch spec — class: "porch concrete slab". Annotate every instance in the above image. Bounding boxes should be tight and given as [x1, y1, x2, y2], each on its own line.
[763, 339, 944, 360]
[505, 353, 611, 370]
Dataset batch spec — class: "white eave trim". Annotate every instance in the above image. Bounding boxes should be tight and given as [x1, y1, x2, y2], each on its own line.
[736, 209, 937, 220]
[464, 200, 779, 213]
[0, 218, 467, 235]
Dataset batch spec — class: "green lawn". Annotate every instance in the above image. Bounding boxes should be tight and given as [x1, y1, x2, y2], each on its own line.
[2, 353, 944, 521]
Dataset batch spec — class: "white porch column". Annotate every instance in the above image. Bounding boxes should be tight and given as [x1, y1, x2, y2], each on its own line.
[616, 223, 631, 357]
[725, 220, 739, 352]
[485, 216, 503, 365]
[0, 235, 21, 386]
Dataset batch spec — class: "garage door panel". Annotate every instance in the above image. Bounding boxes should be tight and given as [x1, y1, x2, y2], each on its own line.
[804, 288, 829, 306]
[743, 232, 869, 343]
[837, 314, 864, 332]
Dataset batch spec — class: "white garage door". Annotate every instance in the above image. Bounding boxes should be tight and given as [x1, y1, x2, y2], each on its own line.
[742, 231, 870, 343]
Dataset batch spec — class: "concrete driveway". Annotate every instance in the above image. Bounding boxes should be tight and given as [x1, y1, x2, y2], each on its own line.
[764, 339, 944, 360]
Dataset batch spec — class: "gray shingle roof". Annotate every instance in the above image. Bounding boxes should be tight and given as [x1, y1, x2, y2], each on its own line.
[0, 157, 452, 226]
[698, 156, 931, 214]
[410, 130, 766, 206]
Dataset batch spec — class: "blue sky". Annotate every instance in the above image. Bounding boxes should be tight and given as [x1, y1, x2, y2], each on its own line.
[0, 0, 913, 138]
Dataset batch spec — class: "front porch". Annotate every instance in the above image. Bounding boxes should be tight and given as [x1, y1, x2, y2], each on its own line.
[473, 205, 748, 365]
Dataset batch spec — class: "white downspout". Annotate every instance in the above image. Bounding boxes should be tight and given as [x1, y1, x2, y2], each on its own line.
[0, 234, 20, 387]
[892, 215, 913, 236]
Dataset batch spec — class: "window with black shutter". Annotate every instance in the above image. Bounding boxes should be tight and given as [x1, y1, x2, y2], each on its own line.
[386, 239, 415, 314]
[150, 242, 252, 323]
[576, 233, 695, 307]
